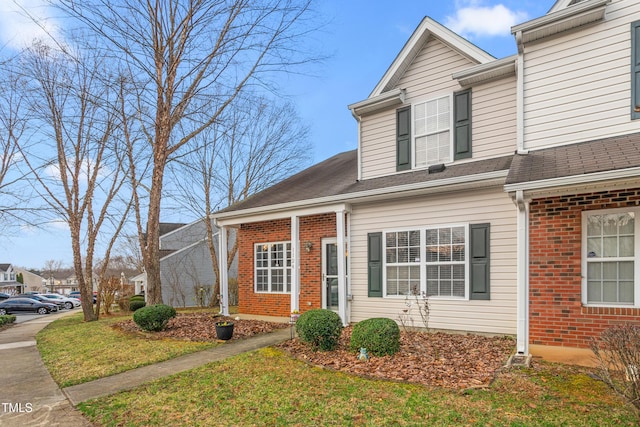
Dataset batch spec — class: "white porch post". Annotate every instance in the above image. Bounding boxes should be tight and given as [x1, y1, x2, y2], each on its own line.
[515, 190, 530, 355]
[290, 215, 300, 313]
[219, 224, 230, 316]
[336, 210, 348, 325]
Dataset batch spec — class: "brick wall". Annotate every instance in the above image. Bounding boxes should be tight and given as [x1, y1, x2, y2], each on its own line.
[237, 213, 337, 317]
[529, 188, 640, 348]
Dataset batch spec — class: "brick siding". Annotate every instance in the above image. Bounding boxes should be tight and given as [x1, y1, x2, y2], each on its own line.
[237, 213, 337, 317]
[529, 188, 640, 348]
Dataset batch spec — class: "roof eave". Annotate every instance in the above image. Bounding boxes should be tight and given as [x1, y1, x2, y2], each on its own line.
[512, 0, 610, 46]
[213, 170, 508, 224]
[348, 88, 406, 116]
[504, 166, 640, 194]
[452, 55, 517, 87]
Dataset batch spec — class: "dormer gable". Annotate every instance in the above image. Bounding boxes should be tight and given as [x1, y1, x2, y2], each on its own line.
[350, 17, 517, 181]
[370, 17, 495, 99]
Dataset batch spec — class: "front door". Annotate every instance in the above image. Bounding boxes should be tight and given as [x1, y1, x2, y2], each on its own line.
[322, 239, 339, 312]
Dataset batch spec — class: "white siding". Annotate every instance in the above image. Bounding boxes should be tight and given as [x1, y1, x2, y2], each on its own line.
[472, 76, 517, 158]
[359, 36, 516, 179]
[348, 187, 517, 335]
[523, 0, 640, 150]
[360, 37, 475, 180]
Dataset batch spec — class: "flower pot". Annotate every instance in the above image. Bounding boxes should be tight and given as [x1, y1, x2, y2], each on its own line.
[215, 322, 234, 340]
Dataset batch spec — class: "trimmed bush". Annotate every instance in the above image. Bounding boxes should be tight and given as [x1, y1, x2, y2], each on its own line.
[349, 317, 400, 356]
[0, 314, 16, 326]
[129, 300, 146, 312]
[133, 304, 176, 332]
[295, 309, 343, 351]
[130, 295, 145, 302]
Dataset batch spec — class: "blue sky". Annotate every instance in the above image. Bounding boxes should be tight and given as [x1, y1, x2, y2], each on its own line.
[1, 0, 556, 269]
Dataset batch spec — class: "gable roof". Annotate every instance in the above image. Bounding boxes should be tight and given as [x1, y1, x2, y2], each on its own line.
[370, 16, 495, 97]
[0, 264, 11, 272]
[506, 132, 640, 189]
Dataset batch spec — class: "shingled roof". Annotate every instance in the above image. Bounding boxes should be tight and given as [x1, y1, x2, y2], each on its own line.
[506, 132, 640, 185]
[219, 150, 512, 214]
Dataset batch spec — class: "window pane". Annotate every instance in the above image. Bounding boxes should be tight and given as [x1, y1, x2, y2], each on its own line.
[587, 237, 601, 257]
[587, 280, 602, 303]
[620, 236, 634, 257]
[603, 237, 618, 257]
[603, 281, 618, 303]
[620, 281, 634, 304]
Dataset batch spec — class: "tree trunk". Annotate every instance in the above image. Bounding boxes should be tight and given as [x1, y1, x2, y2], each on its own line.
[144, 156, 167, 305]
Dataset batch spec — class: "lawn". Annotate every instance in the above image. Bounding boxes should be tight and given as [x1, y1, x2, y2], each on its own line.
[36, 311, 638, 425]
[36, 312, 216, 387]
[77, 348, 636, 426]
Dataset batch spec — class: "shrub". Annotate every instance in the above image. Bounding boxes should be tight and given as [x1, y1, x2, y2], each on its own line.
[130, 295, 145, 302]
[133, 304, 176, 332]
[0, 314, 16, 326]
[592, 324, 640, 419]
[295, 309, 343, 351]
[117, 297, 130, 312]
[129, 300, 146, 312]
[349, 317, 400, 356]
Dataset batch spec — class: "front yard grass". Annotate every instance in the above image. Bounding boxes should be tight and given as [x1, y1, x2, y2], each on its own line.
[78, 347, 637, 426]
[36, 312, 216, 387]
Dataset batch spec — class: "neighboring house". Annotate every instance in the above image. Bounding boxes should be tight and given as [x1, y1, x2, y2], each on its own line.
[213, 0, 640, 363]
[137, 220, 237, 307]
[0, 264, 22, 294]
[15, 269, 47, 293]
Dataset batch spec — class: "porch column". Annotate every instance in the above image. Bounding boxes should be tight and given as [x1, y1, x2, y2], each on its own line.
[219, 224, 230, 316]
[515, 190, 530, 355]
[336, 210, 348, 325]
[290, 215, 300, 313]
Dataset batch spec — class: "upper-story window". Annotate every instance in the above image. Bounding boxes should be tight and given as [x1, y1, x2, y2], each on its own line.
[396, 89, 471, 172]
[414, 96, 451, 167]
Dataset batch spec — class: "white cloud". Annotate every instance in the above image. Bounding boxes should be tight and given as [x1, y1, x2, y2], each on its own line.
[0, 0, 62, 50]
[445, 2, 529, 39]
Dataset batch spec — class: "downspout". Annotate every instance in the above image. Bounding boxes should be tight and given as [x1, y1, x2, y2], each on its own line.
[515, 30, 527, 154]
[515, 190, 530, 355]
[351, 109, 363, 181]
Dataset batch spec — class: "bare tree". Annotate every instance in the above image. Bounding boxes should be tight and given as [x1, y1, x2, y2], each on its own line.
[167, 94, 311, 307]
[55, 0, 321, 304]
[0, 70, 34, 235]
[16, 42, 132, 321]
[42, 259, 64, 292]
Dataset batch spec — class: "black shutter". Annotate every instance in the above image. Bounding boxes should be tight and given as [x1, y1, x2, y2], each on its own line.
[470, 223, 490, 300]
[368, 232, 383, 297]
[396, 106, 411, 171]
[632, 21, 640, 120]
[454, 89, 472, 160]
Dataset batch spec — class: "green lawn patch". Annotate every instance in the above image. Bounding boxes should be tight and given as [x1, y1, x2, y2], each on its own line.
[36, 312, 216, 388]
[78, 348, 637, 426]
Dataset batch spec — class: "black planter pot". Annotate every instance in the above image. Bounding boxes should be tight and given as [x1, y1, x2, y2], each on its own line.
[215, 322, 234, 340]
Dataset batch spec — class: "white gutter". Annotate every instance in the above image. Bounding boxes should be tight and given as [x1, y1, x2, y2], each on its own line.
[452, 55, 517, 87]
[348, 88, 405, 116]
[214, 170, 509, 223]
[514, 190, 530, 355]
[504, 166, 640, 193]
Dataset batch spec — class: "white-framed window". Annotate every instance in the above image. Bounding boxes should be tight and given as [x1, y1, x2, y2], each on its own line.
[383, 224, 468, 299]
[583, 209, 639, 306]
[414, 95, 451, 168]
[255, 242, 292, 293]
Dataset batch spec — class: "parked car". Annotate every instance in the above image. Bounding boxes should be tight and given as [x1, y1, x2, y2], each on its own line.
[0, 298, 57, 315]
[0, 292, 10, 301]
[15, 294, 63, 311]
[39, 293, 81, 310]
[69, 291, 96, 304]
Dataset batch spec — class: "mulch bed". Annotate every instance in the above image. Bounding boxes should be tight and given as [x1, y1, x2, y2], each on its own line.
[114, 312, 289, 341]
[114, 312, 515, 389]
[278, 326, 515, 389]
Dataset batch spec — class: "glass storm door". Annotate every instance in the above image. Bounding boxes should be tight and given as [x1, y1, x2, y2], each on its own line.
[322, 239, 339, 312]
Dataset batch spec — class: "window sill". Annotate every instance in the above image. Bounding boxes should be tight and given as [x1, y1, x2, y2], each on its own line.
[581, 305, 640, 315]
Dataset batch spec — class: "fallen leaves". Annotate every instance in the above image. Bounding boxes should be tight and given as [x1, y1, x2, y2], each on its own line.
[114, 313, 288, 341]
[278, 326, 515, 390]
[114, 313, 515, 390]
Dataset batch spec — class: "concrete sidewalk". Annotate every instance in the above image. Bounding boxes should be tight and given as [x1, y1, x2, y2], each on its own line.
[0, 311, 292, 427]
[63, 327, 291, 405]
